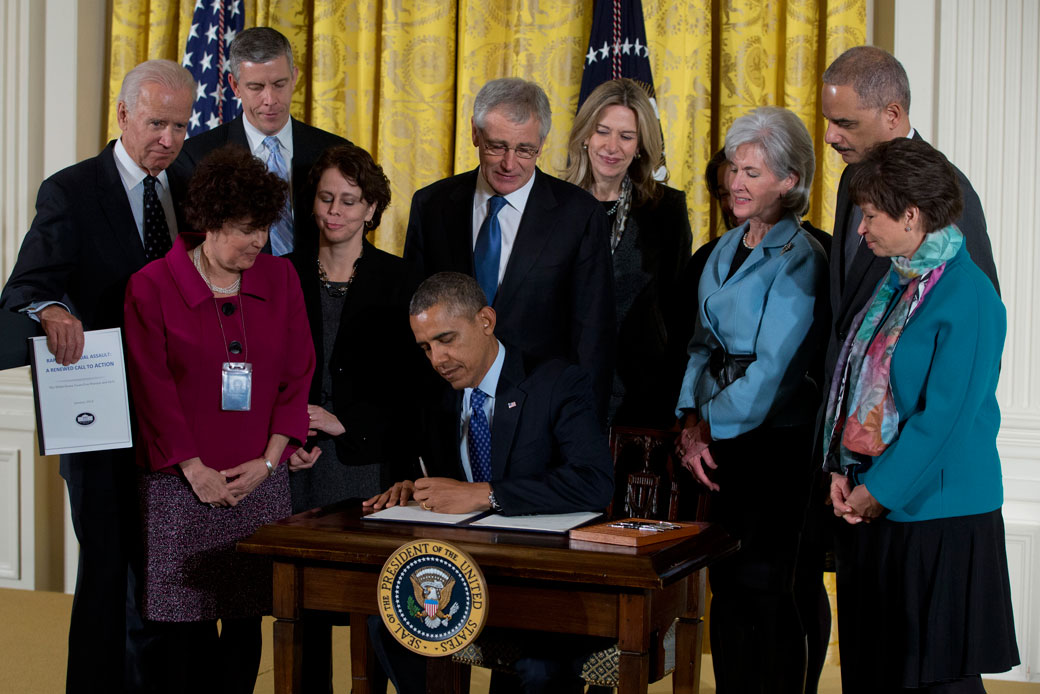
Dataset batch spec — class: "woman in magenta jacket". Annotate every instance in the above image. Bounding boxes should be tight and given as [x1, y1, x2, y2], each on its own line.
[124, 145, 314, 693]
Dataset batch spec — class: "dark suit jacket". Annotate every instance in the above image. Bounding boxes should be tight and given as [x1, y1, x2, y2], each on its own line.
[612, 185, 692, 428]
[825, 132, 999, 384]
[0, 141, 146, 487]
[419, 348, 614, 516]
[170, 115, 349, 253]
[0, 309, 40, 370]
[289, 239, 428, 488]
[404, 168, 616, 419]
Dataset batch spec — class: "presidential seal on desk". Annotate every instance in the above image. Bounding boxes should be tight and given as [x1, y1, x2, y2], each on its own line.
[378, 539, 488, 655]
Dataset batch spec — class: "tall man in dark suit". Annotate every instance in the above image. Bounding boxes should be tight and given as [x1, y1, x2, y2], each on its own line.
[821, 45, 999, 373]
[364, 272, 614, 693]
[817, 45, 1001, 694]
[170, 27, 348, 255]
[0, 60, 195, 693]
[404, 78, 615, 419]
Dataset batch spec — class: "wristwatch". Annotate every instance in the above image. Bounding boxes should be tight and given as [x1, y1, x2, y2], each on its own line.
[488, 487, 503, 512]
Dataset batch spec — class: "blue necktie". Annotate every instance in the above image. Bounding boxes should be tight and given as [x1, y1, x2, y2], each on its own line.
[142, 175, 172, 261]
[468, 388, 493, 483]
[474, 195, 507, 304]
[263, 136, 294, 256]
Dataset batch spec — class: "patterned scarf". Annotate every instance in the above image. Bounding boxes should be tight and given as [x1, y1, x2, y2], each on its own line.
[823, 225, 963, 476]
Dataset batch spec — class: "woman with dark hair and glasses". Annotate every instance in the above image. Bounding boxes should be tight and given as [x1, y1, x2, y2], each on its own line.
[824, 137, 1018, 693]
[285, 143, 424, 692]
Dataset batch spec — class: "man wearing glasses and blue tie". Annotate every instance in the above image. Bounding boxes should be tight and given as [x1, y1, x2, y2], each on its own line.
[404, 78, 615, 423]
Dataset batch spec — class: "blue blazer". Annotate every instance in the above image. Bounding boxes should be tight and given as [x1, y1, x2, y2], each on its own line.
[676, 213, 826, 438]
[858, 244, 1006, 522]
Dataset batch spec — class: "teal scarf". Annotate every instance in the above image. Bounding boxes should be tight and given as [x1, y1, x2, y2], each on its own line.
[823, 225, 963, 475]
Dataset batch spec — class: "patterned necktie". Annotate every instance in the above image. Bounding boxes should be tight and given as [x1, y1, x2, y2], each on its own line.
[474, 195, 507, 304]
[142, 175, 172, 261]
[468, 388, 493, 483]
[263, 136, 294, 256]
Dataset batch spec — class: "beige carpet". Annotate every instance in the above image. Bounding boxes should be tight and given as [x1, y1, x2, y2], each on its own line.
[4, 589, 1034, 693]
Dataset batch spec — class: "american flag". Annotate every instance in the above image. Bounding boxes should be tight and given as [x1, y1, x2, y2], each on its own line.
[181, 0, 244, 137]
[578, 0, 657, 109]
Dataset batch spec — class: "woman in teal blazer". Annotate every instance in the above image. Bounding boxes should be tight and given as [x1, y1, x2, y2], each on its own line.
[824, 138, 1018, 693]
[675, 107, 827, 693]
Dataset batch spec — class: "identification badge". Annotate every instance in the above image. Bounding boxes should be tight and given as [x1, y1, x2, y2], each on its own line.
[221, 362, 252, 411]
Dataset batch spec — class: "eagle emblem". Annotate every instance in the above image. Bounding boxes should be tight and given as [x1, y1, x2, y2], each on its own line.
[410, 567, 460, 628]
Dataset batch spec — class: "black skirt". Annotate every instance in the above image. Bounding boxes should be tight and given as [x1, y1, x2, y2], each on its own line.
[834, 508, 1020, 691]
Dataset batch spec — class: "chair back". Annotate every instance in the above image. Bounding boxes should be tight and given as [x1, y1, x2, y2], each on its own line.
[607, 426, 709, 522]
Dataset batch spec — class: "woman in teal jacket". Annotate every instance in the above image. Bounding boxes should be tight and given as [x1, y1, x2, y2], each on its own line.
[824, 138, 1018, 693]
[675, 107, 827, 693]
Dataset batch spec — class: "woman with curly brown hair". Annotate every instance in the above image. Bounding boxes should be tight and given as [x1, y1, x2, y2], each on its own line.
[123, 144, 315, 693]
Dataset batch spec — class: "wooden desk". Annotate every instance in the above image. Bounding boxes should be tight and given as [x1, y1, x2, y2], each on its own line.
[239, 502, 737, 694]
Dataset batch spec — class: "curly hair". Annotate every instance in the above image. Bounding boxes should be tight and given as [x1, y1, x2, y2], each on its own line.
[848, 138, 962, 234]
[308, 144, 392, 230]
[563, 78, 664, 206]
[184, 145, 288, 241]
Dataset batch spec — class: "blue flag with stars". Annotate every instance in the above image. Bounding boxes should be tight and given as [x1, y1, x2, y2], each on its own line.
[578, 0, 657, 109]
[182, 0, 244, 137]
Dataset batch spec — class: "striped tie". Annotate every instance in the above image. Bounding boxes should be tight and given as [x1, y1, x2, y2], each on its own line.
[263, 136, 294, 256]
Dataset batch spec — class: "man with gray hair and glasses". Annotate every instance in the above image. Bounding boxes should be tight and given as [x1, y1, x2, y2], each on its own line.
[171, 26, 349, 256]
[1, 59, 194, 693]
[404, 77, 615, 422]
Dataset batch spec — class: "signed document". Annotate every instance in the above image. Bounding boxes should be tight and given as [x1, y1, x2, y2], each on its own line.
[29, 328, 133, 455]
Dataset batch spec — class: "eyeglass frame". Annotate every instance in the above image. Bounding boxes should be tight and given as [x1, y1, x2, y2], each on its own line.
[475, 132, 542, 160]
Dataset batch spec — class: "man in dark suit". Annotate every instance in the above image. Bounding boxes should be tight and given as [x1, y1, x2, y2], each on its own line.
[0, 60, 195, 693]
[404, 78, 615, 419]
[170, 27, 348, 255]
[817, 45, 1001, 694]
[821, 45, 999, 375]
[364, 271, 614, 693]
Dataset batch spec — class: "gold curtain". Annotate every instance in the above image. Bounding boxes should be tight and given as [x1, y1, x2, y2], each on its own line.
[107, 0, 864, 254]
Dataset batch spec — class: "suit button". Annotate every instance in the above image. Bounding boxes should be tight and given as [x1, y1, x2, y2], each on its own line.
[229, 341, 243, 354]
[222, 302, 235, 316]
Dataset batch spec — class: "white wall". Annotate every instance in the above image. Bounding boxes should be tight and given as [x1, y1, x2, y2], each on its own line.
[895, 0, 1040, 684]
[0, 0, 105, 593]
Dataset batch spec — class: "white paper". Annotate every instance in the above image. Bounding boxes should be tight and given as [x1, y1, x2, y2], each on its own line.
[30, 328, 133, 455]
[468, 511, 602, 534]
[363, 501, 486, 525]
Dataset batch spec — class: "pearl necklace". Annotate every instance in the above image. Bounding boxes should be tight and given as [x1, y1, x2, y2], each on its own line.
[193, 245, 241, 295]
[741, 230, 757, 249]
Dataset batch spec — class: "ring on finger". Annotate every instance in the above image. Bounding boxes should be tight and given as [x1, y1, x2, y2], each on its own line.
[420, 502, 431, 511]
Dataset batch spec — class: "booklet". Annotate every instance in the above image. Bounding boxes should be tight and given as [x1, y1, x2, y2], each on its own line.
[468, 511, 602, 534]
[28, 328, 133, 455]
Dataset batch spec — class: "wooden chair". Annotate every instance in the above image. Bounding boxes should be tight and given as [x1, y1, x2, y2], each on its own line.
[454, 426, 711, 692]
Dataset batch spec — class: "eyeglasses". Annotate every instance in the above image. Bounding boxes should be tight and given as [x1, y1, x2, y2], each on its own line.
[479, 141, 541, 160]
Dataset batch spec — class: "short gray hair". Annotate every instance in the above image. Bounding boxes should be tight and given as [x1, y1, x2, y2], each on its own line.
[473, 78, 552, 141]
[117, 60, 195, 112]
[409, 272, 488, 318]
[724, 107, 815, 216]
[228, 27, 294, 81]
[822, 46, 911, 113]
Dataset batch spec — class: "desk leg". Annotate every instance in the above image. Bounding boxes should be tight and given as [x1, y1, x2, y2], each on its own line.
[349, 612, 372, 694]
[617, 592, 651, 694]
[425, 656, 471, 694]
[272, 562, 303, 694]
[673, 569, 706, 694]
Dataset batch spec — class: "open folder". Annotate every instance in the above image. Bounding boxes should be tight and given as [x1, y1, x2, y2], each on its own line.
[363, 502, 601, 534]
